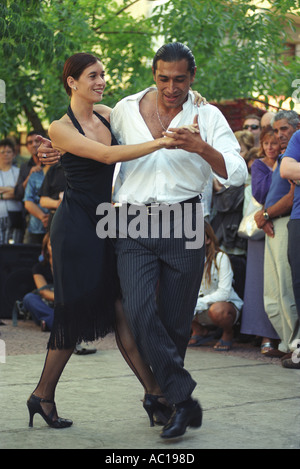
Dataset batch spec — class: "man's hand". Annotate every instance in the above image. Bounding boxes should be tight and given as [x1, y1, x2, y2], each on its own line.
[262, 220, 274, 238]
[164, 115, 227, 179]
[164, 116, 204, 153]
[37, 135, 61, 166]
[254, 209, 274, 237]
[40, 213, 50, 229]
[254, 209, 266, 229]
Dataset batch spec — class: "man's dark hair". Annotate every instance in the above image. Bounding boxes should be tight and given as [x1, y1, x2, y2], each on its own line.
[152, 42, 196, 75]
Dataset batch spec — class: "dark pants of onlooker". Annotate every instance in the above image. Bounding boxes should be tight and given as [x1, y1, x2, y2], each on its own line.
[288, 219, 300, 321]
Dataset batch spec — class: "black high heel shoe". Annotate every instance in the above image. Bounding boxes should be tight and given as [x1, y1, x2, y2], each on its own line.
[27, 394, 73, 429]
[143, 394, 173, 427]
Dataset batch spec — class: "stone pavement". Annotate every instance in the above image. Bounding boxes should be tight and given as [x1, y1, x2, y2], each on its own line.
[0, 345, 299, 450]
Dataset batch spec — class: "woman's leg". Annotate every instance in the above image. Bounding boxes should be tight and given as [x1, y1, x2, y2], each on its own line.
[208, 301, 237, 346]
[114, 299, 162, 396]
[31, 343, 75, 420]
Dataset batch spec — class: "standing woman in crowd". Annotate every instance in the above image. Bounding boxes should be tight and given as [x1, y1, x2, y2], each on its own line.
[26, 52, 191, 429]
[241, 125, 281, 353]
[0, 138, 24, 244]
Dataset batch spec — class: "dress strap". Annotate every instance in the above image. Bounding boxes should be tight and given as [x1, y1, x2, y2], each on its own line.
[67, 105, 85, 135]
[93, 110, 111, 131]
[67, 105, 111, 135]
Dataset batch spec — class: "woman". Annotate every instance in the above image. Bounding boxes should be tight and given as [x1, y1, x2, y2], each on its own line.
[0, 138, 24, 244]
[23, 232, 54, 332]
[189, 222, 243, 351]
[240, 125, 281, 353]
[27, 53, 193, 429]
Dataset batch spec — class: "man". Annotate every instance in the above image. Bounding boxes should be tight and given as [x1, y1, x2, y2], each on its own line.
[243, 114, 261, 146]
[23, 163, 50, 245]
[260, 111, 275, 130]
[111, 42, 247, 439]
[14, 131, 42, 201]
[280, 129, 300, 369]
[254, 110, 300, 360]
[37, 42, 247, 438]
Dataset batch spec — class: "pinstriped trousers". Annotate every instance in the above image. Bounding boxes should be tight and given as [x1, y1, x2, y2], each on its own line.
[115, 201, 204, 404]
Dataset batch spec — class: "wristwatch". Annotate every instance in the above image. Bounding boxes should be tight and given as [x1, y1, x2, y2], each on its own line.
[263, 210, 270, 220]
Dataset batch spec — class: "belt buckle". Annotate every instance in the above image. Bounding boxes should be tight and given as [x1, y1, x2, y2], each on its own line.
[147, 203, 160, 215]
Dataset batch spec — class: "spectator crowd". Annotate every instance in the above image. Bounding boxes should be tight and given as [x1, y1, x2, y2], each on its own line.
[0, 109, 300, 368]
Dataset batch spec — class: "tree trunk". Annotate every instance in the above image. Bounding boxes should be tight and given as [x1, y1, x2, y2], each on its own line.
[23, 104, 46, 136]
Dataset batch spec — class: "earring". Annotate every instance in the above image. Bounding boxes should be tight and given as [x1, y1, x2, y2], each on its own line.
[73, 86, 77, 91]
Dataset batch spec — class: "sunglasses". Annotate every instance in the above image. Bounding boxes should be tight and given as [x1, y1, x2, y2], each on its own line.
[243, 124, 260, 130]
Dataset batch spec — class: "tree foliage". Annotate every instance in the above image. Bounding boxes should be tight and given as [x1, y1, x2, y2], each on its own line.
[0, 0, 299, 136]
[151, 0, 300, 103]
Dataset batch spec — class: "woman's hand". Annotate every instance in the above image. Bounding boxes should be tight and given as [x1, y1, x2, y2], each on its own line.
[191, 90, 207, 107]
[37, 136, 61, 165]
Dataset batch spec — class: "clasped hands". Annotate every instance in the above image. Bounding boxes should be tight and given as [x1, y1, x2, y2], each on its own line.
[163, 115, 205, 152]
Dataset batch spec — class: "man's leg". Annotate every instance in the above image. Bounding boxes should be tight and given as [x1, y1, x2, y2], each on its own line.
[115, 235, 200, 405]
[157, 236, 204, 361]
[264, 217, 299, 352]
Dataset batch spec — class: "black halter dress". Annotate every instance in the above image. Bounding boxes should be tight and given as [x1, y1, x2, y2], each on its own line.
[48, 106, 118, 349]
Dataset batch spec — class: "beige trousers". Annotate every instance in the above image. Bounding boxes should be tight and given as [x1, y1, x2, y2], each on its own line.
[264, 216, 300, 352]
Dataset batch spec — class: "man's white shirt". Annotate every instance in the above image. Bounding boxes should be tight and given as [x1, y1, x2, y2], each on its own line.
[111, 88, 247, 205]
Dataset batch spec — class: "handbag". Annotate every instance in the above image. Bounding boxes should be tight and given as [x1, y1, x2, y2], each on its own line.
[238, 196, 265, 240]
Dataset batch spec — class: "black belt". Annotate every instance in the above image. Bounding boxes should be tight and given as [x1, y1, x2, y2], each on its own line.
[144, 196, 201, 215]
[114, 196, 201, 216]
[145, 195, 200, 207]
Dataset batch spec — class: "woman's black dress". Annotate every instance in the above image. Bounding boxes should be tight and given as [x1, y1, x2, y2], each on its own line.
[48, 106, 118, 349]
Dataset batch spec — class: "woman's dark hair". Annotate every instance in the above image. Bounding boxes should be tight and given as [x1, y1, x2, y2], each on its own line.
[63, 53, 101, 96]
[152, 42, 196, 75]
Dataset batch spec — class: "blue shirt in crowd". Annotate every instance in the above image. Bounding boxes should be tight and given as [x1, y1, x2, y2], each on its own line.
[282, 130, 300, 220]
[23, 170, 49, 234]
[264, 154, 291, 210]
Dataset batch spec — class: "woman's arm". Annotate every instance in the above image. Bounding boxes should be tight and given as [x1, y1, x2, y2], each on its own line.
[33, 274, 55, 302]
[48, 119, 180, 165]
[251, 160, 272, 204]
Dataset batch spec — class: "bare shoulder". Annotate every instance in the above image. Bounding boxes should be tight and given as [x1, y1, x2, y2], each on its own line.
[94, 104, 112, 122]
[49, 116, 72, 137]
[48, 115, 79, 153]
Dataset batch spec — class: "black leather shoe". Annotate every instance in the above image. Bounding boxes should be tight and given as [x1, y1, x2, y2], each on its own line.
[160, 399, 202, 439]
